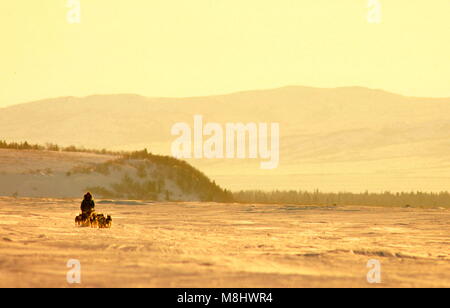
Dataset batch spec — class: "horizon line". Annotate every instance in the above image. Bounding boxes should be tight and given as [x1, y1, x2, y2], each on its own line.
[3, 84, 450, 109]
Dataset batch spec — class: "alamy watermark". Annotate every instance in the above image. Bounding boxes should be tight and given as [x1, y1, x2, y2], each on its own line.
[171, 115, 280, 170]
[367, 0, 382, 24]
[67, 0, 81, 24]
[366, 259, 382, 284]
[67, 259, 81, 284]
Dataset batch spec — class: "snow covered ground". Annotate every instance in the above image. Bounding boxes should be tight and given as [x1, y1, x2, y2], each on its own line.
[0, 197, 449, 287]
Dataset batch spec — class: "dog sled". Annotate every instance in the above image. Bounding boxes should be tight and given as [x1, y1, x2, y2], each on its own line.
[75, 212, 112, 228]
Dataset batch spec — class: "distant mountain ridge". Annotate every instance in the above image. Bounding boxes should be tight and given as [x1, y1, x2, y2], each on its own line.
[1, 86, 449, 192]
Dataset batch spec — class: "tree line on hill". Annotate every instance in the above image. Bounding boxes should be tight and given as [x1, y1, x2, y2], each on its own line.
[0, 140, 232, 202]
[0, 140, 119, 155]
[87, 149, 233, 202]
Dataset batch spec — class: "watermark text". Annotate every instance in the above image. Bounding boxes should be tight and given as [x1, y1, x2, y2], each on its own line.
[171, 115, 280, 170]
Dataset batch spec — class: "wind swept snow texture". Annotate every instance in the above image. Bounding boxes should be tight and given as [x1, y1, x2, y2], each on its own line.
[0, 197, 448, 288]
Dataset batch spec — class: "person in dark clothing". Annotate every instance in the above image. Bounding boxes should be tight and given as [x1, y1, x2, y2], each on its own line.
[81, 192, 95, 216]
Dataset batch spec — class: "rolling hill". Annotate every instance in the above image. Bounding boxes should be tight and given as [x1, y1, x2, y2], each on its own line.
[0, 148, 232, 201]
[1, 86, 449, 192]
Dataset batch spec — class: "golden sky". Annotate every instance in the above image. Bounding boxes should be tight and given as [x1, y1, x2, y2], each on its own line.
[1, 0, 449, 107]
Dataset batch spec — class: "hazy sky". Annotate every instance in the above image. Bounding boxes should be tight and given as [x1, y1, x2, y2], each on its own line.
[1, 0, 449, 107]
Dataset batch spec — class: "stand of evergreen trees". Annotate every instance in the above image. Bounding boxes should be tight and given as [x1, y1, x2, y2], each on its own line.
[0, 140, 44, 150]
[0, 140, 119, 155]
[233, 190, 450, 208]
